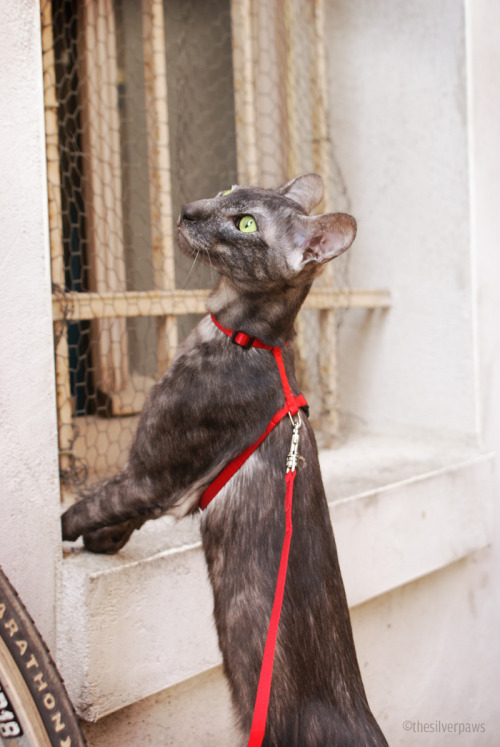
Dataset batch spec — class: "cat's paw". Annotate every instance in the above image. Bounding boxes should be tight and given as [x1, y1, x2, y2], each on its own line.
[61, 505, 82, 542]
[82, 520, 139, 554]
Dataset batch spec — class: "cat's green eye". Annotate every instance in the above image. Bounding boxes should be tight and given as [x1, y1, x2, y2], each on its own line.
[221, 189, 232, 196]
[238, 215, 257, 233]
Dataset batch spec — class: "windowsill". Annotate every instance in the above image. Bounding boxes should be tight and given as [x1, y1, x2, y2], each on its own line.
[320, 431, 494, 607]
[57, 432, 494, 721]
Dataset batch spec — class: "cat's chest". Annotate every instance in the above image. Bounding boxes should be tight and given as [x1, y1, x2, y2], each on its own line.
[200, 417, 312, 539]
[200, 443, 286, 589]
[199, 417, 322, 610]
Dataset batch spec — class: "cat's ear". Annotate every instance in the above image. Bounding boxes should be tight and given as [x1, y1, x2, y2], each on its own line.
[278, 173, 324, 214]
[292, 213, 357, 268]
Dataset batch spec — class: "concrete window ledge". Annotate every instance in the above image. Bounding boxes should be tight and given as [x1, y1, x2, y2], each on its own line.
[57, 433, 494, 721]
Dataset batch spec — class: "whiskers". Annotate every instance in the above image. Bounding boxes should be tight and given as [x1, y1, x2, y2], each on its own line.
[182, 247, 201, 288]
[182, 246, 217, 290]
[179, 235, 226, 303]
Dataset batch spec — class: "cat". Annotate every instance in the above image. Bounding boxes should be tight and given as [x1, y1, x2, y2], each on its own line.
[61, 174, 388, 746]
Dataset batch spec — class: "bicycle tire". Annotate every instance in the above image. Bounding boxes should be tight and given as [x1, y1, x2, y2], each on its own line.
[0, 566, 86, 746]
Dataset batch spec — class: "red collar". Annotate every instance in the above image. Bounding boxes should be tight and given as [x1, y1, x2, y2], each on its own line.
[210, 314, 276, 350]
[210, 314, 302, 417]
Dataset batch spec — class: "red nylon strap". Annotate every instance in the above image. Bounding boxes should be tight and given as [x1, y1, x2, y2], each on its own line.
[199, 395, 306, 510]
[205, 315, 306, 745]
[271, 346, 299, 415]
[211, 315, 274, 350]
[247, 469, 295, 747]
[210, 314, 299, 415]
[200, 316, 306, 509]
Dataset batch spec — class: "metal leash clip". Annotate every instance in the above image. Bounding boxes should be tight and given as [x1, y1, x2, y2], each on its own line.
[286, 411, 302, 473]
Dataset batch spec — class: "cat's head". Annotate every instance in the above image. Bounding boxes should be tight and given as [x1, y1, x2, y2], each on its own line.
[177, 174, 356, 291]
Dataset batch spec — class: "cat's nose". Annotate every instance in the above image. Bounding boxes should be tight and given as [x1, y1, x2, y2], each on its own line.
[178, 203, 198, 225]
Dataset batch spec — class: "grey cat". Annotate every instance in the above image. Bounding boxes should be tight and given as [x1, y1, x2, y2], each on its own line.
[62, 174, 387, 746]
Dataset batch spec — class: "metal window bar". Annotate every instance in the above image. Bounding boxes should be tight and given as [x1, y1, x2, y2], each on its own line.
[41, 0, 390, 490]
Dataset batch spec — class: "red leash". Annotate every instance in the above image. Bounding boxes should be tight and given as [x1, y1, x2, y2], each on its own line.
[201, 316, 306, 746]
[247, 468, 296, 746]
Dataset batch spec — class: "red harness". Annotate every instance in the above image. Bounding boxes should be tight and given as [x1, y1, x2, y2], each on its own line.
[200, 315, 308, 747]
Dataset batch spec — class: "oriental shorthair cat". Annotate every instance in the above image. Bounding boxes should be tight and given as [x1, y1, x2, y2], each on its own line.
[62, 174, 387, 746]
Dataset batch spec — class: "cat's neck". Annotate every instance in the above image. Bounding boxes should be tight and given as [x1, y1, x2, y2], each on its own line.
[207, 276, 312, 347]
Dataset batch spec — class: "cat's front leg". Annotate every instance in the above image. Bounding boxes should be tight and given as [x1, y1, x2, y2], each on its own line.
[61, 469, 161, 546]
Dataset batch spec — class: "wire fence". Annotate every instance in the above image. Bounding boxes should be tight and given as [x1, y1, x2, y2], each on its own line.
[41, 0, 370, 493]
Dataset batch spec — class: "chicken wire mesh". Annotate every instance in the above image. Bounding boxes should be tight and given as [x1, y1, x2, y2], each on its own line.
[41, 0, 352, 493]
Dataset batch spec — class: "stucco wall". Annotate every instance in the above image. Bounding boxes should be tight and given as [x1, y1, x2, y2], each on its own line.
[0, 0, 61, 647]
[327, 0, 477, 439]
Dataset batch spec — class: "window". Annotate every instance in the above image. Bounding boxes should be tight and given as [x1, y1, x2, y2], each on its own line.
[41, 0, 390, 491]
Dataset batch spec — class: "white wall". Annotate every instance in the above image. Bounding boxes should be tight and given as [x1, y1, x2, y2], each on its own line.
[327, 0, 477, 439]
[468, 0, 500, 732]
[351, 551, 500, 746]
[469, 1, 500, 481]
[0, 0, 61, 647]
